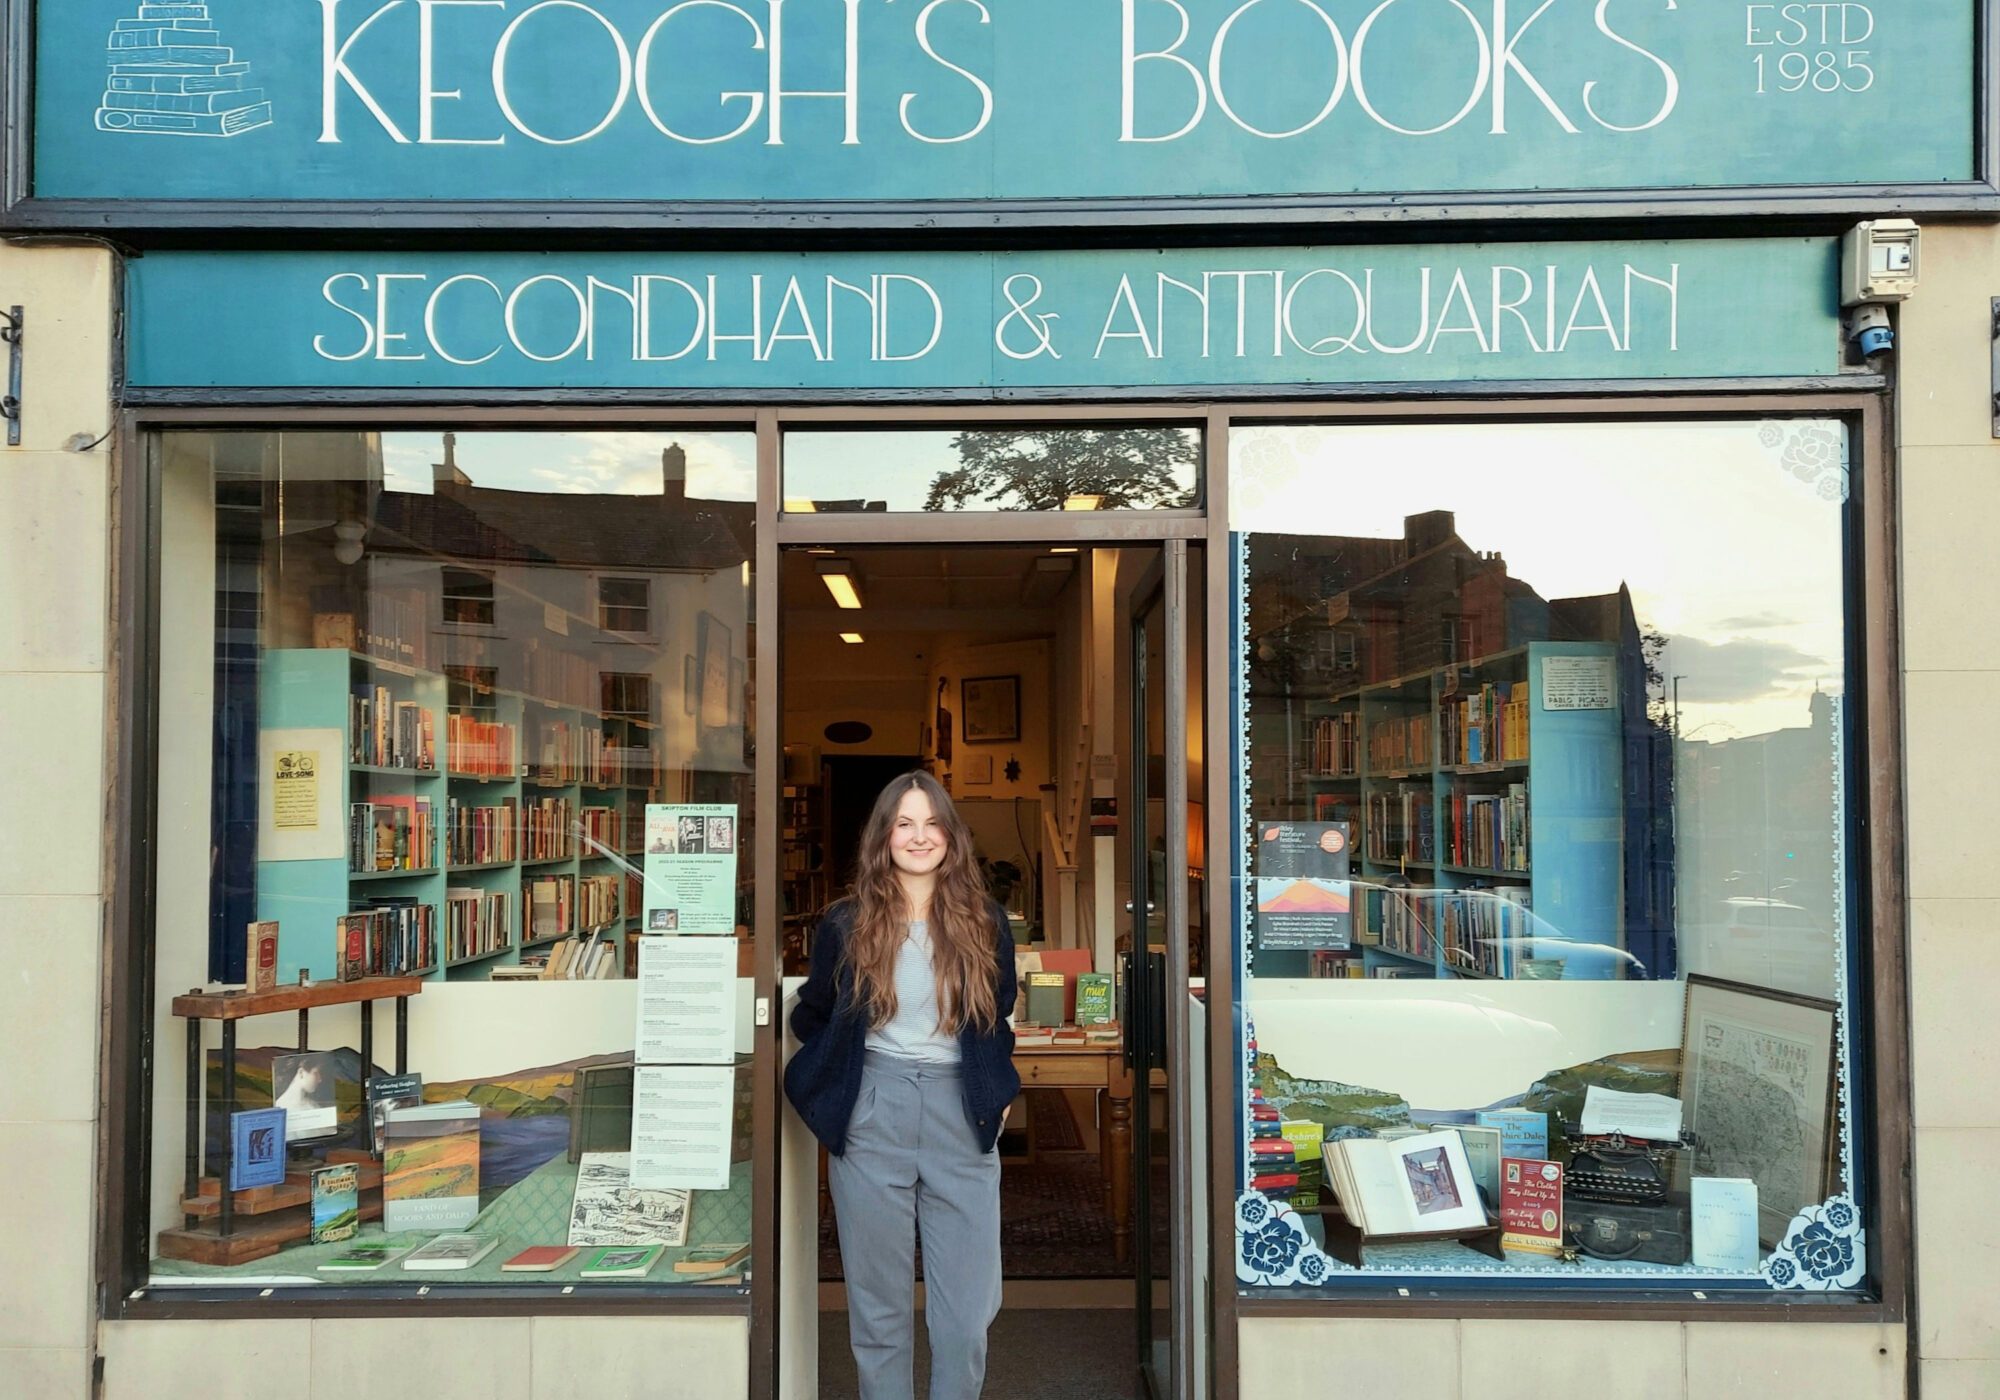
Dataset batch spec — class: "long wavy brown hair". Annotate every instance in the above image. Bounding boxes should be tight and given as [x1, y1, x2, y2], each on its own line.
[841, 770, 1001, 1036]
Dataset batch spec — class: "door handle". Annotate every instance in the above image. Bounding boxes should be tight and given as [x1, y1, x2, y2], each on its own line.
[1123, 900, 1157, 914]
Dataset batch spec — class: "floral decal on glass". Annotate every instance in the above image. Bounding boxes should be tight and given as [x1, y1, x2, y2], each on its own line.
[1758, 420, 1849, 502]
[1762, 1194, 1865, 1291]
[1235, 1192, 1346, 1286]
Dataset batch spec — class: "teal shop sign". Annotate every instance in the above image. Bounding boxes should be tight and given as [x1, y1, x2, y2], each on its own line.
[17, 0, 1980, 212]
[126, 240, 1841, 390]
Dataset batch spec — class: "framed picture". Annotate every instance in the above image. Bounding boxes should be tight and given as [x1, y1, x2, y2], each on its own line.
[960, 674, 1020, 743]
[695, 612, 732, 735]
[1678, 975, 1838, 1247]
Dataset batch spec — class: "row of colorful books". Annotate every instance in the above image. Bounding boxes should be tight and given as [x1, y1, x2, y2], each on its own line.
[1376, 885, 1533, 978]
[1437, 681, 1529, 767]
[522, 794, 578, 862]
[1362, 784, 1435, 865]
[1368, 712, 1434, 773]
[336, 900, 437, 978]
[349, 684, 436, 770]
[348, 797, 436, 874]
[447, 714, 518, 779]
[1444, 785, 1530, 873]
[444, 886, 512, 963]
[444, 796, 517, 866]
[1307, 711, 1362, 777]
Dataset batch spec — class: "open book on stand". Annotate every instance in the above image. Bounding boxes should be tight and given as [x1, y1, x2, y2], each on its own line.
[1322, 1129, 1490, 1238]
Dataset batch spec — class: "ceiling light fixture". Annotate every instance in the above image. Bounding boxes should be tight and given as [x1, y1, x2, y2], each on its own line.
[817, 559, 864, 610]
[840, 632, 865, 644]
[783, 497, 819, 514]
[331, 520, 368, 566]
[1050, 546, 1079, 554]
[1061, 494, 1105, 511]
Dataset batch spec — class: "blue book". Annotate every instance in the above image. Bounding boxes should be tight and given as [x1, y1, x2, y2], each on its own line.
[1475, 1108, 1547, 1162]
[231, 1107, 288, 1189]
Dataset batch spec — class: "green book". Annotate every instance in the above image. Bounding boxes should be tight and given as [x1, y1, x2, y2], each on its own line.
[1074, 972, 1114, 1026]
[317, 1241, 405, 1273]
[1025, 972, 1067, 1027]
[580, 1244, 665, 1279]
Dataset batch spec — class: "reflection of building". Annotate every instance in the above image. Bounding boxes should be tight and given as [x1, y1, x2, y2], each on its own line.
[1247, 511, 1675, 978]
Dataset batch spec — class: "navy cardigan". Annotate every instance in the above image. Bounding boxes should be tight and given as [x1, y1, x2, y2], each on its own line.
[784, 899, 1019, 1156]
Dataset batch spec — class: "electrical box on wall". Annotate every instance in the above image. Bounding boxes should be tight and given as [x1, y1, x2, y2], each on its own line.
[1841, 220, 1920, 306]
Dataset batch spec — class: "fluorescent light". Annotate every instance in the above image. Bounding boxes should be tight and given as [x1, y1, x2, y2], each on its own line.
[1061, 494, 1105, 511]
[1050, 547, 1079, 554]
[817, 560, 864, 610]
[840, 633, 865, 644]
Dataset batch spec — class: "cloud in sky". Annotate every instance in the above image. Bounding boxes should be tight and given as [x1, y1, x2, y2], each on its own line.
[1661, 633, 1832, 705]
[1713, 611, 1798, 632]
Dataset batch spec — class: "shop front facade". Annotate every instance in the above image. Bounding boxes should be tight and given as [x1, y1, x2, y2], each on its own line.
[2, 3, 1997, 1398]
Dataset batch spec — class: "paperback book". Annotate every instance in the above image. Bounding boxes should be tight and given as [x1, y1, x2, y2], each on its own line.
[568, 1152, 691, 1248]
[317, 1241, 405, 1273]
[382, 1100, 481, 1232]
[401, 1233, 500, 1271]
[230, 1107, 288, 1190]
[310, 1164, 361, 1245]
[579, 1244, 665, 1279]
[674, 1242, 750, 1275]
[1499, 1157, 1565, 1256]
[364, 1073, 423, 1156]
[500, 1245, 581, 1273]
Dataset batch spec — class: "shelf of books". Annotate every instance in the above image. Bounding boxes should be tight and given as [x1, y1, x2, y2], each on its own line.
[257, 649, 664, 983]
[1282, 641, 1624, 981]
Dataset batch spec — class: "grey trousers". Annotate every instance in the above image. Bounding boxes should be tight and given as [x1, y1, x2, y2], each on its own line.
[829, 1050, 1002, 1400]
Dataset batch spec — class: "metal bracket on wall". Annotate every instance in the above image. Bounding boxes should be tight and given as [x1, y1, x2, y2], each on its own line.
[0, 306, 20, 447]
[1991, 298, 2000, 439]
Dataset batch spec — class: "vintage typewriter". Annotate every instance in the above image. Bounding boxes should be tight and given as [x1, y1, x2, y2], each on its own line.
[1559, 1121, 1699, 1265]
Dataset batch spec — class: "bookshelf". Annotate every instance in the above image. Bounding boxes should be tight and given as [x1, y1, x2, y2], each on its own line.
[1277, 641, 1625, 981]
[256, 649, 664, 983]
[781, 779, 829, 973]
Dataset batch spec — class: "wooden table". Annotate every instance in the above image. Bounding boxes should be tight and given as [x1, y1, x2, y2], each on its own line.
[1012, 1042, 1139, 1263]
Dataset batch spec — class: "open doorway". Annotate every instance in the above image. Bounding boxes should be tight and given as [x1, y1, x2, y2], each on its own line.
[781, 541, 1203, 1399]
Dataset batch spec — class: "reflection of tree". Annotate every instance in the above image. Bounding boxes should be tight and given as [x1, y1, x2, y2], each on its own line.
[924, 429, 1197, 512]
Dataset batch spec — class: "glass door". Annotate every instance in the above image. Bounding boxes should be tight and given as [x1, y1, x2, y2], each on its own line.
[1127, 542, 1195, 1400]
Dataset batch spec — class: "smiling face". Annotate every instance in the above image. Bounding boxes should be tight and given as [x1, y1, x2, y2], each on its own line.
[887, 784, 948, 881]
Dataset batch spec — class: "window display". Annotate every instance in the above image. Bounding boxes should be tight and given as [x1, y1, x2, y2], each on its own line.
[1228, 420, 1863, 1292]
[149, 429, 759, 1292]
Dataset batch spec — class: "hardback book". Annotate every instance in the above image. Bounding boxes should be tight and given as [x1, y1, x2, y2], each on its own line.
[567, 1152, 690, 1248]
[1499, 1157, 1565, 1256]
[382, 1100, 481, 1233]
[1280, 1120, 1325, 1208]
[364, 1072, 423, 1156]
[579, 1244, 665, 1279]
[245, 920, 279, 993]
[500, 1245, 581, 1273]
[335, 914, 368, 983]
[1025, 972, 1067, 1029]
[1321, 1130, 1488, 1237]
[317, 1241, 405, 1273]
[1011, 1024, 1055, 1047]
[311, 1164, 361, 1245]
[271, 1051, 340, 1142]
[400, 1233, 501, 1271]
[1475, 1108, 1548, 1162]
[673, 1241, 750, 1275]
[1073, 972, 1114, 1026]
[566, 1060, 635, 1165]
[1448, 1124, 1505, 1211]
[230, 1107, 288, 1190]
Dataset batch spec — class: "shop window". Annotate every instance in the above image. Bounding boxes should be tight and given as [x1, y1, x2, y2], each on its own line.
[783, 425, 1201, 512]
[149, 428, 758, 1296]
[1228, 420, 1865, 1296]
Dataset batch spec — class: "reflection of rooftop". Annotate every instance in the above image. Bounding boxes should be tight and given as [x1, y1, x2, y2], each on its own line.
[368, 441, 752, 573]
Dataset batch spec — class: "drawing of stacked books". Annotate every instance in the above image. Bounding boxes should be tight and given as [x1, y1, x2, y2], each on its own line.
[95, 2, 272, 138]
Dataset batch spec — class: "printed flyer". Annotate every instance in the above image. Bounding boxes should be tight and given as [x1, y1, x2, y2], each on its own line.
[641, 804, 739, 936]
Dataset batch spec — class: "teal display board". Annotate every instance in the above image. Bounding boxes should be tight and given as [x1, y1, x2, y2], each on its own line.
[30, 0, 1978, 206]
[126, 240, 1841, 390]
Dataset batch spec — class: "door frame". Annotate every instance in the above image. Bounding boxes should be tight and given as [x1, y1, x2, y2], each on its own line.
[763, 406, 1214, 1400]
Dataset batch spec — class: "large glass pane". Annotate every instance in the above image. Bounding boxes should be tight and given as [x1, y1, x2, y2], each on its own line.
[783, 426, 1201, 512]
[1228, 420, 1861, 1293]
[149, 428, 759, 1294]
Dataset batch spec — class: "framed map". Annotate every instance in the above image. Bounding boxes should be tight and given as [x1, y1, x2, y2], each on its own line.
[1679, 976, 1838, 1247]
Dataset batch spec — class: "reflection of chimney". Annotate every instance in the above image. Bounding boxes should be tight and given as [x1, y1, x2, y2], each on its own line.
[434, 431, 470, 487]
[1405, 510, 1454, 554]
[662, 443, 687, 502]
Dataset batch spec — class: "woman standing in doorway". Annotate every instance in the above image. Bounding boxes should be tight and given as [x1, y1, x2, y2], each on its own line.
[785, 771, 1019, 1400]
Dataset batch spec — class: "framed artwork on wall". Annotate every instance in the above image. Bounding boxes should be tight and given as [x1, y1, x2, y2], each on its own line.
[696, 613, 732, 735]
[1678, 975, 1838, 1247]
[961, 674, 1020, 743]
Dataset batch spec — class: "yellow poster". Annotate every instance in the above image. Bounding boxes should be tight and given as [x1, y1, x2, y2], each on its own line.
[273, 749, 320, 829]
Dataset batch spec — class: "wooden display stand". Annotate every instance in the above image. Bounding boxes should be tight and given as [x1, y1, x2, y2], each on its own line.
[1315, 1209, 1508, 1269]
[156, 976, 421, 1267]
